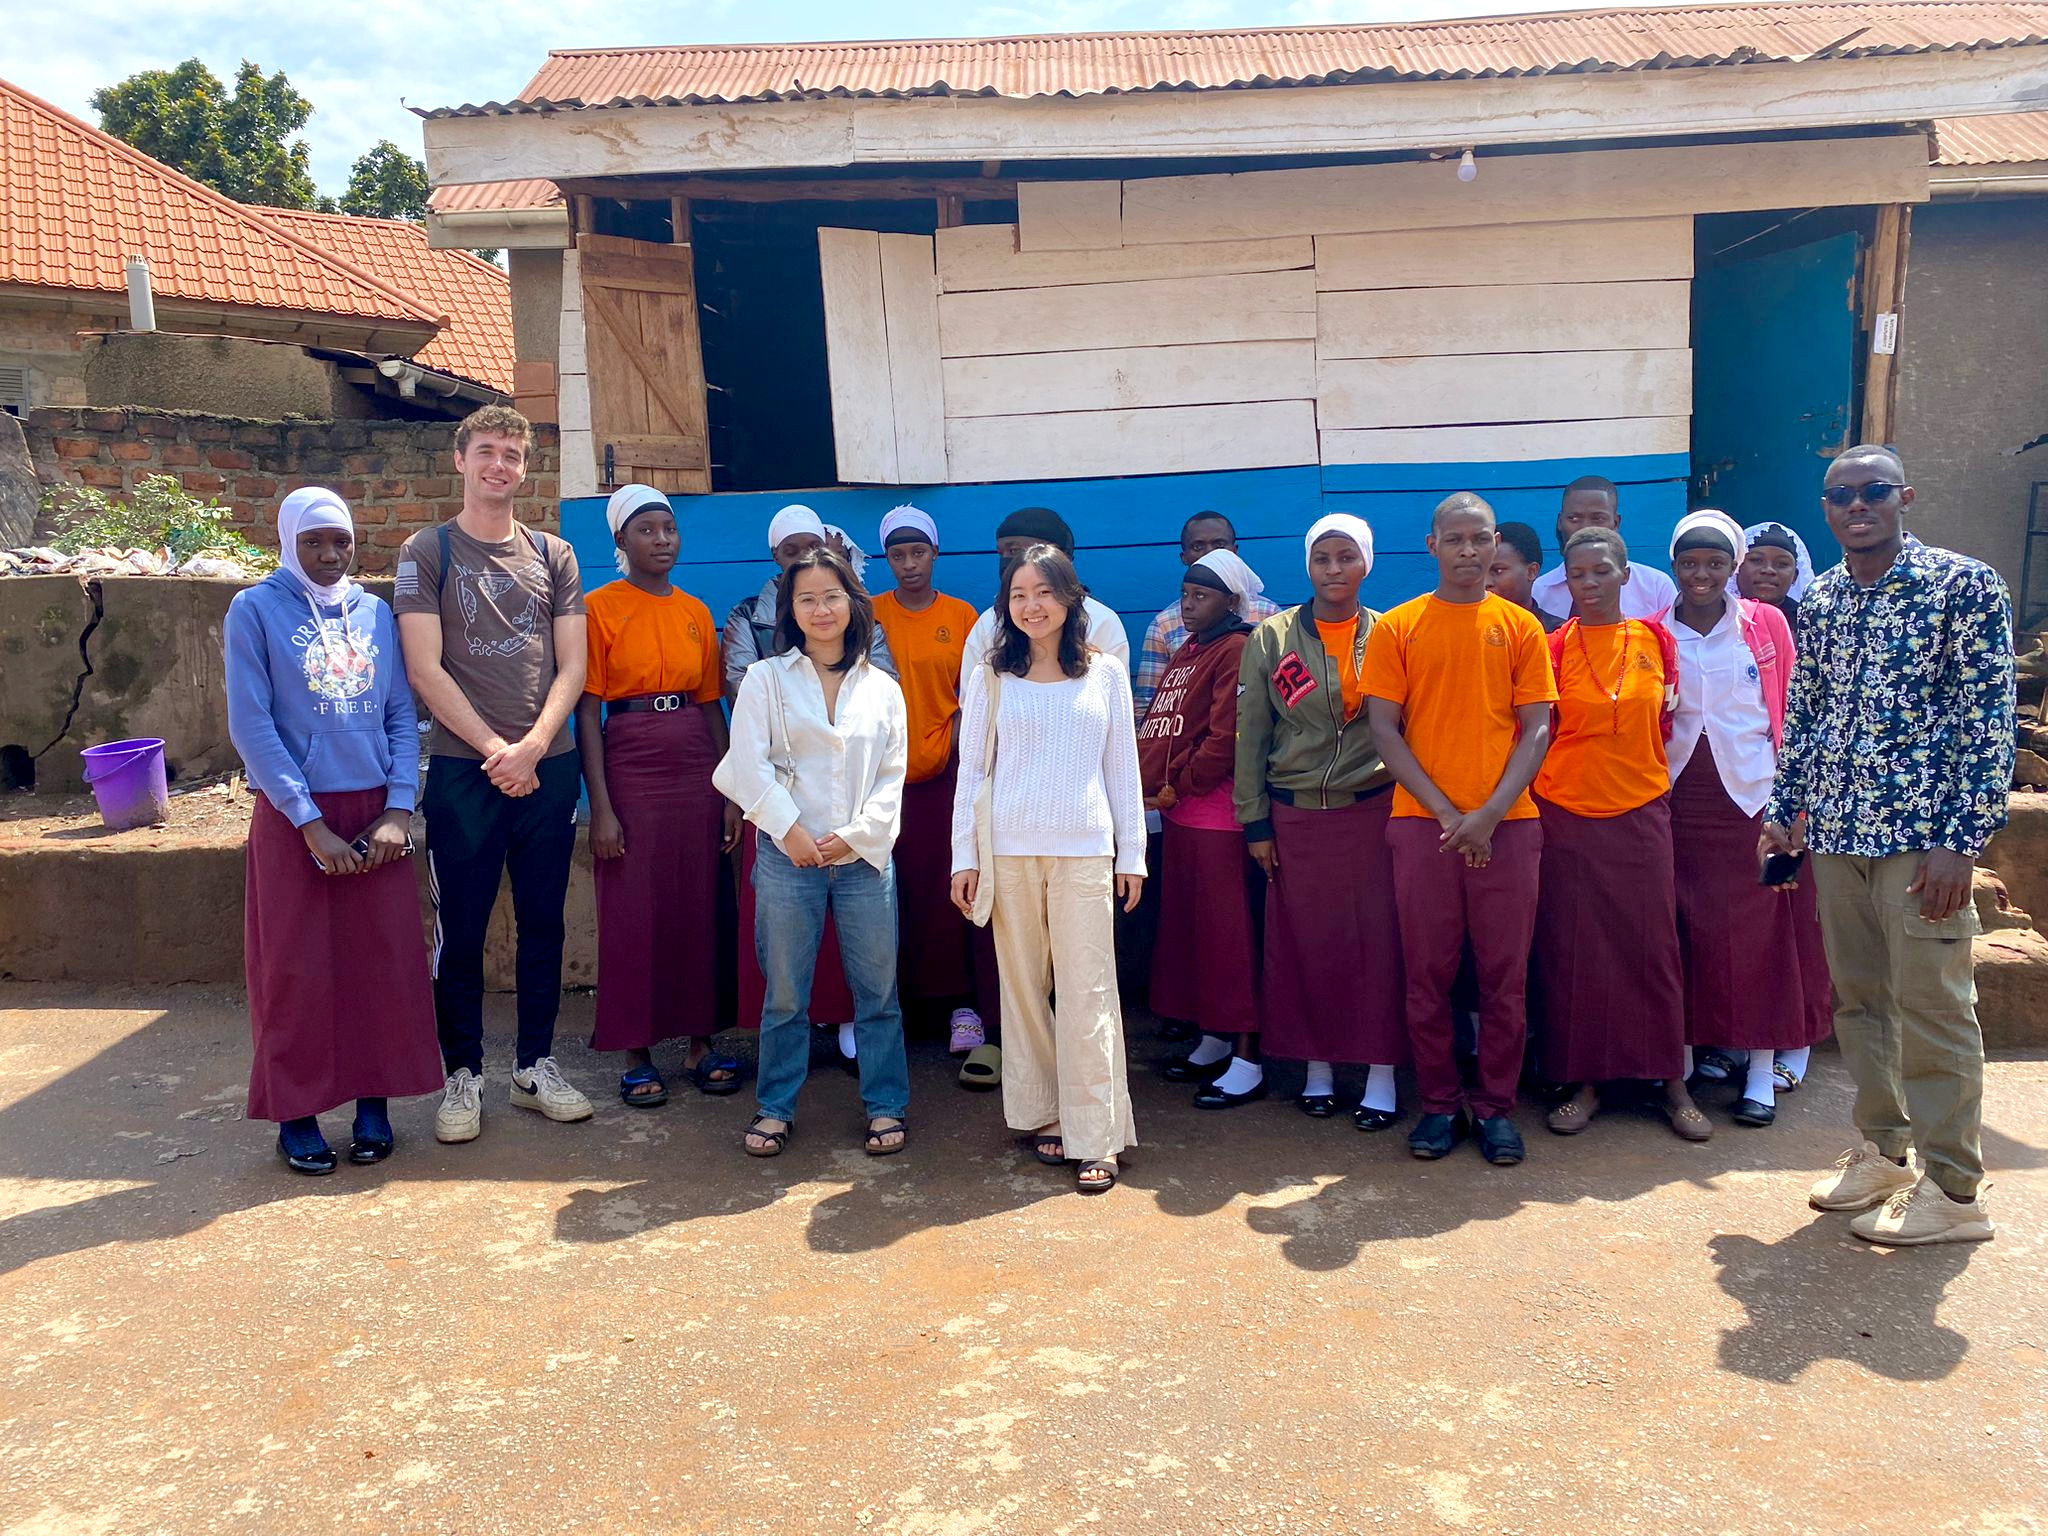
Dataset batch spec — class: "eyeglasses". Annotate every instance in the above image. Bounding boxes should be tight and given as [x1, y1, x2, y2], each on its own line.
[793, 592, 850, 613]
[1823, 482, 1901, 509]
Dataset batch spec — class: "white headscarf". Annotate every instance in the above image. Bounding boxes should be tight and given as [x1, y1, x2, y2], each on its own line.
[1732, 521, 1818, 603]
[1667, 508, 1747, 563]
[1191, 548, 1266, 619]
[824, 523, 868, 582]
[767, 504, 827, 551]
[604, 483, 672, 576]
[879, 504, 939, 548]
[277, 487, 355, 608]
[1303, 512, 1376, 577]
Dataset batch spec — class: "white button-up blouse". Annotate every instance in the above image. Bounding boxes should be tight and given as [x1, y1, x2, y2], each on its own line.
[713, 649, 908, 871]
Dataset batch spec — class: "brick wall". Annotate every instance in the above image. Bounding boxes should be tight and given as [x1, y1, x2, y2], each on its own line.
[21, 408, 561, 572]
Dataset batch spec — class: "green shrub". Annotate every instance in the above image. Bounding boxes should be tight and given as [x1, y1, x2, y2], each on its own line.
[42, 475, 275, 570]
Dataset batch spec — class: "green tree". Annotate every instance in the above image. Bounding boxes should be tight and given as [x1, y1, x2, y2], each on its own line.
[340, 140, 430, 222]
[92, 59, 319, 209]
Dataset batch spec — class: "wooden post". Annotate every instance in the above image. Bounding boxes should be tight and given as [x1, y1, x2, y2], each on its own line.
[670, 195, 691, 246]
[1860, 202, 1912, 445]
[936, 194, 964, 229]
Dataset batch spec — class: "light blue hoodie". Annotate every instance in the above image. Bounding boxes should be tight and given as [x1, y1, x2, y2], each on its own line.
[224, 570, 418, 828]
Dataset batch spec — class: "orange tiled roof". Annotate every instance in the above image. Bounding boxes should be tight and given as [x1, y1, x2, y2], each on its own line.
[0, 76, 442, 333]
[1934, 110, 2048, 163]
[257, 207, 514, 393]
[423, 1, 2048, 112]
[427, 178, 562, 214]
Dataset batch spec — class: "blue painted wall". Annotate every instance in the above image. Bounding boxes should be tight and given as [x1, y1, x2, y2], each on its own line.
[561, 454, 1691, 626]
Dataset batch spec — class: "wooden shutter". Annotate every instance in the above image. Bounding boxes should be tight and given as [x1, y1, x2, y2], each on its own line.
[578, 232, 711, 495]
[817, 228, 946, 485]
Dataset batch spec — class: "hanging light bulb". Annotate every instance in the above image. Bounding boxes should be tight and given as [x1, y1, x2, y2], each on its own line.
[1457, 148, 1478, 183]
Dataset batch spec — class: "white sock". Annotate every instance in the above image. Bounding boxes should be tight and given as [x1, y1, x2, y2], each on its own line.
[1361, 1063, 1397, 1114]
[1302, 1061, 1335, 1099]
[1682, 1044, 1695, 1078]
[1776, 1047, 1811, 1083]
[1187, 1034, 1232, 1067]
[1210, 1058, 1264, 1095]
[837, 1022, 857, 1059]
[1743, 1053, 1777, 1106]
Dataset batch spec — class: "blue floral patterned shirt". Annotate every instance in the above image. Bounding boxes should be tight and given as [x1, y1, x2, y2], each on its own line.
[1766, 541, 2014, 858]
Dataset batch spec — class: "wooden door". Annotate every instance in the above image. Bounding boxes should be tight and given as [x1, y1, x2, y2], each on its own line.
[578, 232, 711, 495]
[817, 227, 946, 485]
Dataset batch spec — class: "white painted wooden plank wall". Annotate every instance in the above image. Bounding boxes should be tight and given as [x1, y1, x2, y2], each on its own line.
[816, 227, 899, 483]
[1318, 279, 1692, 360]
[935, 223, 1312, 292]
[1015, 180, 1123, 251]
[944, 340, 1315, 419]
[1317, 349, 1693, 431]
[1313, 216, 1694, 291]
[946, 400, 1319, 483]
[1321, 417, 1692, 465]
[877, 233, 947, 483]
[938, 270, 1318, 358]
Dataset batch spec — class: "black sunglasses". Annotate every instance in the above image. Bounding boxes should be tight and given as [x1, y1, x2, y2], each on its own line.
[1823, 482, 1902, 509]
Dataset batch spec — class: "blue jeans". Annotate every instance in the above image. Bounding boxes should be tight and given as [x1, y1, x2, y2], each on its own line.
[751, 837, 909, 1123]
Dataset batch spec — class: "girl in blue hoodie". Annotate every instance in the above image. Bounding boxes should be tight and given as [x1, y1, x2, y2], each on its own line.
[225, 488, 443, 1173]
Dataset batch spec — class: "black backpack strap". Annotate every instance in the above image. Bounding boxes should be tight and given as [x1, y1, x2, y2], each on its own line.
[434, 520, 451, 603]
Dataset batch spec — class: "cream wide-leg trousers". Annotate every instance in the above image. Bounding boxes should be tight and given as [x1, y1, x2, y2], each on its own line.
[989, 854, 1136, 1162]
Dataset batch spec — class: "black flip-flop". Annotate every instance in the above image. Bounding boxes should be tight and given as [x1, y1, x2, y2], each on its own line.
[744, 1114, 791, 1157]
[684, 1053, 742, 1097]
[865, 1118, 909, 1157]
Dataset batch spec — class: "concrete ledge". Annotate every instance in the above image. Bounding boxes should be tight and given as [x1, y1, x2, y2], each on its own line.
[0, 821, 595, 990]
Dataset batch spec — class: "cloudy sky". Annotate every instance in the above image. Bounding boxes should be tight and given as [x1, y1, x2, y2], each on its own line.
[17, 0, 1625, 193]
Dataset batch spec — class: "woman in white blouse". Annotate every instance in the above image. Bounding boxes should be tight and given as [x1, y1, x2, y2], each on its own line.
[950, 545, 1147, 1193]
[1664, 510, 1832, 1130]
[713, 547, 910, 1158]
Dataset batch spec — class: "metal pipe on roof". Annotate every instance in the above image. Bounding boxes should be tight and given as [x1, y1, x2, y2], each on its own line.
[1930, 171, 2048, 198]
[124, 257, 156, 332]
[375, 356, 502, 405]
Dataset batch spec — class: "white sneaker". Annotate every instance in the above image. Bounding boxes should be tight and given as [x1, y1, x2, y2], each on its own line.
[1808, 1141, 1918, 1212]
[1850, 1175, 1996, 1246]
[509, 1057, 594, 1123]
[435, 1068, 483, 1143]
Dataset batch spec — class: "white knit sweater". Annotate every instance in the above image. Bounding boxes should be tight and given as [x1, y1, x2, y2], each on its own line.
[950, 653, 1148, 877]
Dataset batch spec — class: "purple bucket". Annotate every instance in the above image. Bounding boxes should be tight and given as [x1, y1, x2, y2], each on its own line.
[80, 737, 169, 831]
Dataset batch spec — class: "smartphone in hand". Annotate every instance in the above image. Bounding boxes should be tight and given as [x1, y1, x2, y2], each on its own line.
[1760, 849, 1807, 887]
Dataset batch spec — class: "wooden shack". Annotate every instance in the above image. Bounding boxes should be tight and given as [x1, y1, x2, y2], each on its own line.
[421, 3, 2048, 625]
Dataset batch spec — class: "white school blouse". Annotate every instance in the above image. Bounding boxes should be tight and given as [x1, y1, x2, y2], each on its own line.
[950, 653, 1148, 878]
[1666, 600, 1778, 817]
[713, 649, 908, 871]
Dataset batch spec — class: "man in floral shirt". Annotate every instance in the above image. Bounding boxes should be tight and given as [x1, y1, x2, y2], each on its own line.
[1764, 445, 2014, 1247]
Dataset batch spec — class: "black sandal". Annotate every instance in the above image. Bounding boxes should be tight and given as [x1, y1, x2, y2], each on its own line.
[619, 1063, 668, 1108]
[743, 1114, 791, 1157]
[864, 1117, 908, 1156]
[1077, 1158, 1118, 1193]
[683, 1052, 741, 1096]
[1031, 1132, 1067, 1166]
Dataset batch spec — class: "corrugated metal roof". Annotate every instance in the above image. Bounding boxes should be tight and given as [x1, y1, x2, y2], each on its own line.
[426, 178, 563, 213]
[1934, 109, 2048, 161]
[420, 2, 2048, 114]
[256, 209, 515, 392]
[1, 77, 442, 330]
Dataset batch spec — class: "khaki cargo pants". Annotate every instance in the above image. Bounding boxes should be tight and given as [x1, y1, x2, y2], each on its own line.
[1811, 851, 1985, 1200]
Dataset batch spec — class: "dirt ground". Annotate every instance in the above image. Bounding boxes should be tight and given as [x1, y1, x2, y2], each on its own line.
[0, 777, 253, 846]
[0, 984, 2043, 1535]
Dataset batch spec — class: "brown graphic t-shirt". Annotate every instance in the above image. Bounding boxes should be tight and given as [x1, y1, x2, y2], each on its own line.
[393, 520, 585, 760]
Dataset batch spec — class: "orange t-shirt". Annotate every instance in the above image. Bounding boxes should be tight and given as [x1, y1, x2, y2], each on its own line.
[1314, 614, 1367, 720]
[1534, 619, 1673, 817]
[874, 589, 979, 783]
[583, 582, 722, 704]
[1361, 592, 1558, 821]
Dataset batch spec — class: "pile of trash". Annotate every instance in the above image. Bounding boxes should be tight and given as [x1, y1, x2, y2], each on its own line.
[0, 545, 260, 579]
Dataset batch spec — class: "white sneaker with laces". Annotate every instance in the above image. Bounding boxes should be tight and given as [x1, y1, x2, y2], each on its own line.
[435, 1068, 483, 1143]
[509, 1057, 594, 1123]
[1850, 1174, 1995, 1246]
[1808, 1141, 1918, 1212]
[948, 1009, 986, 1055]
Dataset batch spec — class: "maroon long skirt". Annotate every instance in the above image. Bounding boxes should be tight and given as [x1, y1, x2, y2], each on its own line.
[1531, 794, 1686, 1082]
[1789, 867, 1835, 1047]
[894, 767, 1001, 1026]
[592, 707, 725, 1051]
[244, 788, 441, 1121]
[1151, 819, 1261, 1039]
[737, 827, 854, 1028]
[1261, 794, 1407, 1065]
[1670, 744, 1835, 1051]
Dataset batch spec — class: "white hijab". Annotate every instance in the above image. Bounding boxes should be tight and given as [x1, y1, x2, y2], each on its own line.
[277, 487, 355, 609]
[605, 483, 672, 576]
[1191, 548, 1266, 619]
[767, 504, 827, 550]
[1303, 512, 1376, 577]
[1667, 508, 1747, 563]
[824, 523, 869, 583]
[1732, 521, 1818, 603]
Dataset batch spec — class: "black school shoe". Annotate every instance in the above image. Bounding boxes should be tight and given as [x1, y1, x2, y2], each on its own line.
[1476, 1116, 1526, 1166]
[1163, 1052, 1233, 1085]
[1731, 1097, 1777, 1127]
[1193, 1077, 1269, 1109]
[1408, 1112, 1465, 1159]
[1354, 1107, 1399, 1132]
[277, 1133, 337, 1176]
[1298, 1094, 1337, 1119]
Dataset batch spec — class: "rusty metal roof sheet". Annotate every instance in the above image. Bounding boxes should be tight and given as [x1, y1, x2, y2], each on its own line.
[426, 178, 563, 213]
[420, 2, 2048, 114]
[1934, 109, 2048, 161]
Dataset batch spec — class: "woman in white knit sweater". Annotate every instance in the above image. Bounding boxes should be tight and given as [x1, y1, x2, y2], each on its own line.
[950, 545, 1147, 1192]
